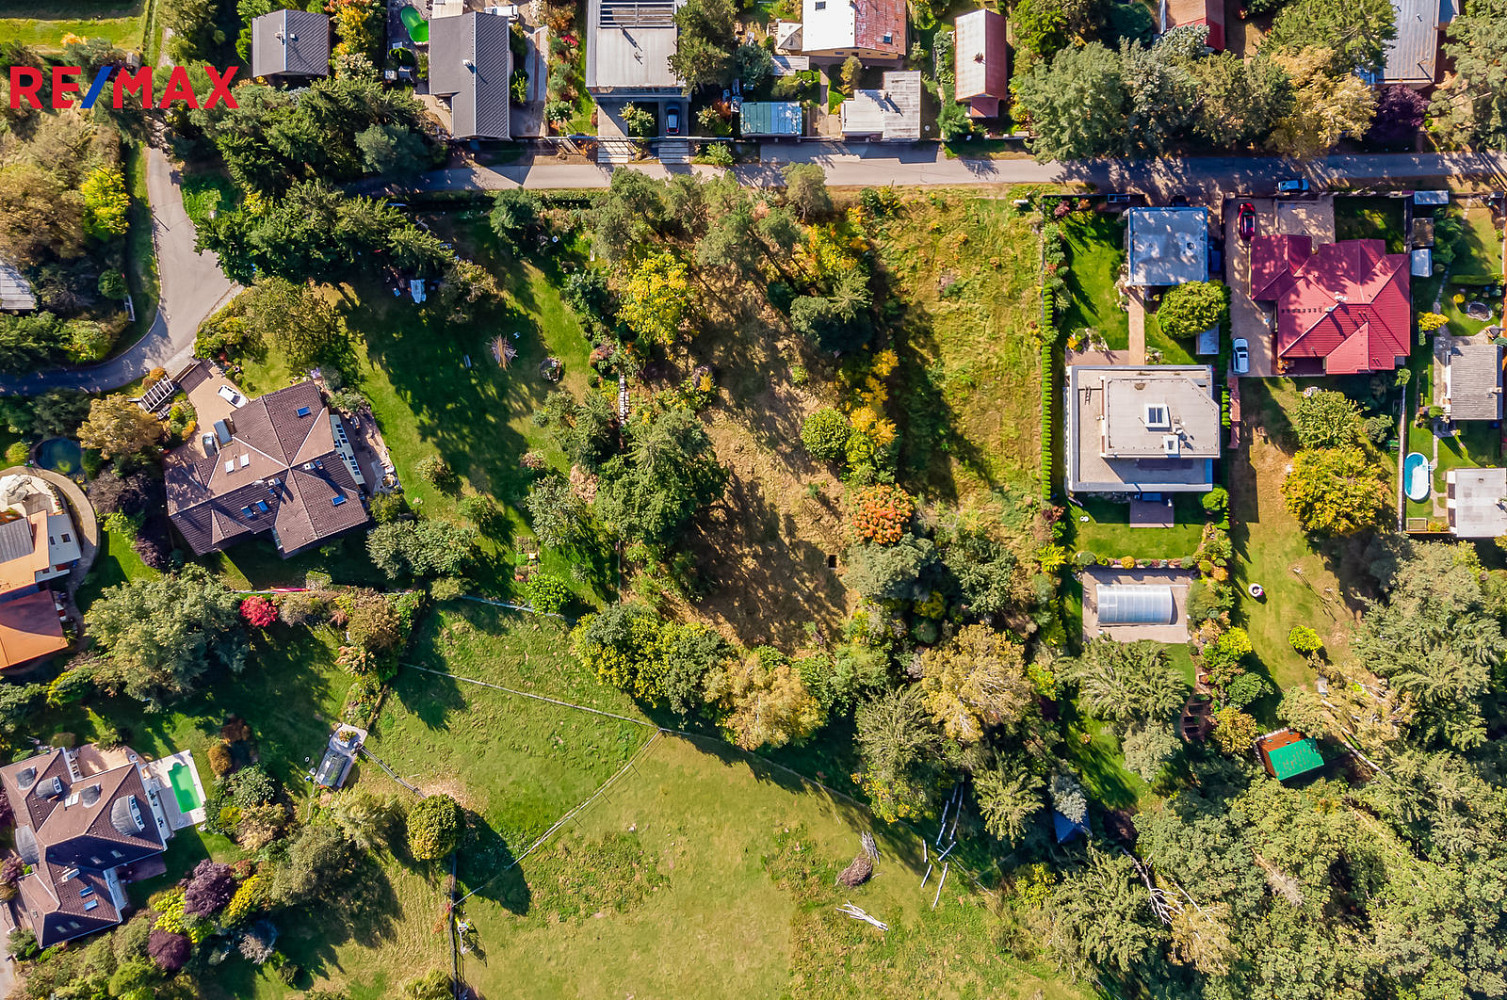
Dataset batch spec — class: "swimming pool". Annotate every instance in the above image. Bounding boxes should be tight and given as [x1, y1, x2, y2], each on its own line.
[168, 763, 201, 813]
[400, 5, 429, 42]
[1404, 452, 1430, 501]
[34, 437, 82, 475]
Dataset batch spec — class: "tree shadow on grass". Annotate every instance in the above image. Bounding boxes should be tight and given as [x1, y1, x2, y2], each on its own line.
[458, 812, 531, 917]
[282, 854, 404, 981]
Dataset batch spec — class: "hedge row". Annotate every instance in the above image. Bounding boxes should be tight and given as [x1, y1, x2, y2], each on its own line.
[1041, 288, 1057, 502]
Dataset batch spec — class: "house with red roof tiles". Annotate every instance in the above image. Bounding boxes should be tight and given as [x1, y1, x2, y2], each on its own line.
[1249, 236, 1412, 376]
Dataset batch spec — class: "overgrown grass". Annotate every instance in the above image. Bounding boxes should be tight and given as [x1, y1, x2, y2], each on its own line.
[1455, 204, 1504, 280]
[1058, 213, 1128, 350]
[871, 192, 1049, 507]
[0, 14, 142, 49]
[179, 168, 238, 229]
[1334, 196, 1406, 254]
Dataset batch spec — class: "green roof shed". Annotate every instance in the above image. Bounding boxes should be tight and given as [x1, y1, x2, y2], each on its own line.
[1260, 733, 1324, 781]
[741, 102, 803, 137]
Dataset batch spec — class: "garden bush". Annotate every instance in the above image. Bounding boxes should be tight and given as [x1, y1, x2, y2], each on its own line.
[407, 793, 464, 860]
[414, 454, 456, 490]
[846, 484, 915, 545]
[526, 573, 570, 615]
[801, 407, 851, 463]
[1289, 626, 1323, 655]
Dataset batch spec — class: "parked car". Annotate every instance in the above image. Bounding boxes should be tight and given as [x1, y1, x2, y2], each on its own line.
[1232, 338, 1250, 374]
[1237, 203, 1255, 241]
[1276, 177, 1311, 195]
[665, 106, 680, 135]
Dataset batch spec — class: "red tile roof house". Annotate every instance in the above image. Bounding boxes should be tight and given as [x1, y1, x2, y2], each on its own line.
[800, 0, 906, 63]
[165, 370, 370, 558]
[0, 746, 170, 947]
[1250, 236, 1412, 376]
[953, 9, 1008, 118]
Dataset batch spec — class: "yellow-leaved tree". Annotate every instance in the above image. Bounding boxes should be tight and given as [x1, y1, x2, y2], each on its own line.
[919, 624, 1034, 743]
[705, 648, 823, 750]
[619, 251, 689, 346]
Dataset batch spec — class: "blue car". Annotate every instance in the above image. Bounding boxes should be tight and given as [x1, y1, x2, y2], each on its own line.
[1276, 177, 1311, 195]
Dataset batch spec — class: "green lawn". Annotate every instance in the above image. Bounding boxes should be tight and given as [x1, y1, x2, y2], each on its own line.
[123, 141, 159, 349]
[1228, 380, 1371, 690]
[1059, 214, 1128, 350]
[1335, 196, 1406, 254]
[1145, 313, 1197, 365]
[74, 525, 159, 613]
[1433, 421, 1500, 491]
[1068, 495, 1207, 562]
[1454, 204, 1504, 280]
[230, 236, 610, 602]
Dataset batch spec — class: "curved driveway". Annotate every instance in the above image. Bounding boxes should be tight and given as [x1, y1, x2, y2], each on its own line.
[0, 148, 238, 396]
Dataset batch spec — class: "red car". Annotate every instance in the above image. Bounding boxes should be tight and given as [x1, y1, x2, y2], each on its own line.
[1237, 202, 1256, 242]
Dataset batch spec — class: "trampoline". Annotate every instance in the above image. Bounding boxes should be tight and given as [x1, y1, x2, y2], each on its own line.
[1097, 584, 1175, 626]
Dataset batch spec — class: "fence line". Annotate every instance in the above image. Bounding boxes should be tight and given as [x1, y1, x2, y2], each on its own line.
[355, 745, 423, 794]
[455, 729, 662, 904]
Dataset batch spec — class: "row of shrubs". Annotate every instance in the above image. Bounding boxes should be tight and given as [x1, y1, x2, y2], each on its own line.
[1041, 287, 1057, 502]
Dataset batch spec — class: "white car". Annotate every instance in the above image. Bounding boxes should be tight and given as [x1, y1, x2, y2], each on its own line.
[1232, 338, 1250, 375]
[217, 385, 245, 407]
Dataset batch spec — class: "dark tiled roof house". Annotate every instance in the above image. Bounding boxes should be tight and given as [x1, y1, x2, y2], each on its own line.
[165, 374, 370, 558]
[250, 9, 331, 79]
[1, 747, 168, 947]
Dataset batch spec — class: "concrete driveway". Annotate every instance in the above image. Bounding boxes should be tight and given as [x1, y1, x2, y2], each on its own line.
[0, 148, 237, 396]
[1224, 195, 1336, 378]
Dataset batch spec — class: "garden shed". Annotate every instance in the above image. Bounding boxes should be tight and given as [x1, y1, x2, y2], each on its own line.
[314, 747, 351, 789]
[1257, 730, 1324, 781]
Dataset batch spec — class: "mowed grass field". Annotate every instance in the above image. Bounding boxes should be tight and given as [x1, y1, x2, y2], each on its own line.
[347, 604, 1088, 1000]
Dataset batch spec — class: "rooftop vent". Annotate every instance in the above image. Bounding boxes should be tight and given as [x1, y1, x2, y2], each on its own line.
[1162, 434, 1181, 457]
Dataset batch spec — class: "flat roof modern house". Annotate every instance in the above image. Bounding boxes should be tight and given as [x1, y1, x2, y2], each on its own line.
[1447, 468, 1507, 538]
[1125, 207, 1209, 287]
[1439, 339, 1503, 422]
[839, 71, 922, 141]
[1067, 365, 1221, 496]
[586, 0, 684, 98]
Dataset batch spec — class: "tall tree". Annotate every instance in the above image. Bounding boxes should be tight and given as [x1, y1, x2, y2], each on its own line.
[1431, 0, 1507, 149]
[1262, 0, 1397, 74]
[1119, 40, 1198, 154]
[1013, 42, 1130, 160]
[1269, 49, 1378, 157]
[1282, 446, 1389, 535]
[704, 648, 823, 750]
[854, 688, 941, 822]
[1064, 637, 1186, 728]
[595, 406, 727, 548]
[85, 567, 248, 708]
[1046, 848, 1166, 977]
[918, 625, 1034, 743]
[667, 0, 737, 88]
[78, 395, 163, 459]
[1189, 53, 1295, 148]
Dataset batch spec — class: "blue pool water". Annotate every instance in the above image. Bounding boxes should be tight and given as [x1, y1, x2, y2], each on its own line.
[34, 438, 82, 475]
[1404, 452, 1430, 502]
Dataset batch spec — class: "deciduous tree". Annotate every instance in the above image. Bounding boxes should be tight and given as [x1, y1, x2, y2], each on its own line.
[78, 395, 162, 459]
[1291, 389, 1362, 448]
[85, 566, 247, 708]
[618, 252, 689, 345]
[1282, 446, 1389, 535]
[1269, 49, 1377, 158]
[407, 793, 464, 860]
[1156, 281, 1228, 338]
[705, 648, 823, 750]
[918, 625, 1034, 743]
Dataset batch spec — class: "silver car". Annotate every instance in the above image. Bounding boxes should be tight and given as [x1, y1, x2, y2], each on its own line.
[1232, 338, 1250, 374]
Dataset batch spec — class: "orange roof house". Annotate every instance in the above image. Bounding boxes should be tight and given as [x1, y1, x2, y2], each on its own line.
[1250, 236, 1412, 375]
[0, 590, 66, 671]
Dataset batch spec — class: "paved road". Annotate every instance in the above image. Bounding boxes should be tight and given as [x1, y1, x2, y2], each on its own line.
[400, 147, 1507, 196]
[0, 147, 238, 397]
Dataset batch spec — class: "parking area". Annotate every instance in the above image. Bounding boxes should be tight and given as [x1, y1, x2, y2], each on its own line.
[1224, 195, 1336, 378]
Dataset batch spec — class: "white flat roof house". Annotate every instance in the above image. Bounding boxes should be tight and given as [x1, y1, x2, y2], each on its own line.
[1125, 207, 1209, 287]
[1067, 366, 1221, 495]
[1448, 468, 1507, 538]
[586, 0, 684, 96]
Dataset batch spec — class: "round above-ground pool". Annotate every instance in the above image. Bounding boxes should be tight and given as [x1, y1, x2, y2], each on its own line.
[34, 437, 82, 475]
[400, 5, 429, 42]
[1404, 451, 1430, 502]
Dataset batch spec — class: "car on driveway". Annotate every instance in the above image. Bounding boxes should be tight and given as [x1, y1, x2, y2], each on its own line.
[1276, 177, 1311, 195]
[1237, 203, 1255, 242]
[1232, 338, 1250, 374]
[665, 106, 680, 135]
